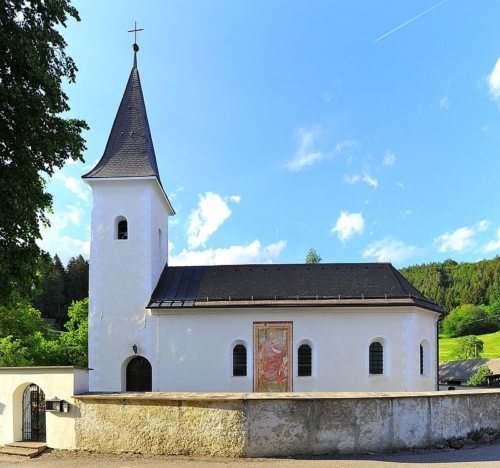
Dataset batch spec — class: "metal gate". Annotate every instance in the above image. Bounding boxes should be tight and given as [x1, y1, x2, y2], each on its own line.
[22, 384, 46, 441]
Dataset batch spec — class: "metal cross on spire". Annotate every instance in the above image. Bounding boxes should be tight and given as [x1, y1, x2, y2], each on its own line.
[128, 21, 144, 67]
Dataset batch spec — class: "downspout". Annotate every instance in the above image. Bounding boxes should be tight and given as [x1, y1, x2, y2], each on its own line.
[436, 316, 443, 391]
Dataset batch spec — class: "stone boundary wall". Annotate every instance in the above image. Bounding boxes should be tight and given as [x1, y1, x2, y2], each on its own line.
[74, 390, 500, 457]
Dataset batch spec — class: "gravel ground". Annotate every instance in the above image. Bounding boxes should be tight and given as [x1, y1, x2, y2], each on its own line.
[0, 442, 499, 467]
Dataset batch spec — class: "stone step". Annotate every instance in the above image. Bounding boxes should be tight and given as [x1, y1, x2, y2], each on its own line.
[0, 442, 46, 458]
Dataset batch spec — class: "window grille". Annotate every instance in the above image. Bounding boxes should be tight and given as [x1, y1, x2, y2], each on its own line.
[233, 344, 247, 376]
[298, 344, 312, 376]
[369, 342, 383, 374]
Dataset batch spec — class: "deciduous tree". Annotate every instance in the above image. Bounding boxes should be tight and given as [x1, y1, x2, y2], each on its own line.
[305, 248, 322, 264]
[453, 336, 484, 360]
[0, 0, 87, 301]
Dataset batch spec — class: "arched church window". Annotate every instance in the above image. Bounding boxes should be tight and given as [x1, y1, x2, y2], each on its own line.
[126, 356, 152, 391]
[369, 342, 383, 374]
[420, 340, 430, 376]
[298, 344, 312, 376]
[232, 344, 247, 376]
[420, 344, 424, 375]
[116, 217, 128, 240]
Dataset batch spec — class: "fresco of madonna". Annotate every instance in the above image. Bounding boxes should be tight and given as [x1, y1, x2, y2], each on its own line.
[253, 321, 292, 392]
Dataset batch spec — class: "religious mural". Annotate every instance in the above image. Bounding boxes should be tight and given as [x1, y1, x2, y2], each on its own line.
[253, 321, 292, 392]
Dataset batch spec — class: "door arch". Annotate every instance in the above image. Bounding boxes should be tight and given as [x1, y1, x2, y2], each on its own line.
[22, 384, 46, 442]
[126, 356, 152, 391]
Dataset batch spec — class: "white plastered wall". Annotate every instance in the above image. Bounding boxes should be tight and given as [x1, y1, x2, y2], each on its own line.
[85, 178, 170, 392]
[151, 306, 439, 392]
[0, 367, 89, 448]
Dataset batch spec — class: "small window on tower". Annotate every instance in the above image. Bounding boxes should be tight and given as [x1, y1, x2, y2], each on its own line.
[116, 216, 128, 240]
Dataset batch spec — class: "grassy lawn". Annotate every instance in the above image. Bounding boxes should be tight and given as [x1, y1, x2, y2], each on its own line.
[439, 332, 500, 362]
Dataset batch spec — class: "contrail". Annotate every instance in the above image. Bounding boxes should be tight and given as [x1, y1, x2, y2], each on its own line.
[375, 0, 447, 43]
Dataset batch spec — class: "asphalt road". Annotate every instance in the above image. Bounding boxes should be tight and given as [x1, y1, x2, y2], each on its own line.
[0, 442, 499, 467]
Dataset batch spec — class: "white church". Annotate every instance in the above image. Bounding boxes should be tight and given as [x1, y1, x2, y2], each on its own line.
[82, 46, 444, 395]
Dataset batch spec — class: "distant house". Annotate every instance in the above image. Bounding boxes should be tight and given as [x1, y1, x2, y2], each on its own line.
[439, 358, 500, 387]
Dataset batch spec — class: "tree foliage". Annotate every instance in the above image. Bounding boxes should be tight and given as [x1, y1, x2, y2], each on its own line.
[453, 336, 484, 360]
[0, 298, 88, 367]
[305, 248, 322, 264]
[400, 257, 500, 311]
[442, 304, 498, 338]
[59, 299, 88, 367]
[0, 0, 87, 301]
[31, 253, 89, 326]
[467, 366, 491, 387]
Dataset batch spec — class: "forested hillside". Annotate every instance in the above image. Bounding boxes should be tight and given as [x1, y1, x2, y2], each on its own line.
[400, 257, 500, 312]
[31, 254, 89, 327]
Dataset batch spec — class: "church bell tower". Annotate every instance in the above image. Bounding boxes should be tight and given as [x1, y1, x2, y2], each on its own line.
[82, 37, 174, 392]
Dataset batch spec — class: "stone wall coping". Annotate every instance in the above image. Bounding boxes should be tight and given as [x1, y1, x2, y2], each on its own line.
[0, 366, 92, 371]
[73, 389, 500, 401]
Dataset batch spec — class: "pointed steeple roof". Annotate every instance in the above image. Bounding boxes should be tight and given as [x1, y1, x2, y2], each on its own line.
[83, 55, 161, 182]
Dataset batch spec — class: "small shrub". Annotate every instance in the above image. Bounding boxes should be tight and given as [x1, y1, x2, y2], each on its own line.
[467, 366, 491, 387]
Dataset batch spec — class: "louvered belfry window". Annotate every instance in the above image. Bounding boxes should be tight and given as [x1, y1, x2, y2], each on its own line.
[298, 344, 312, 376]
[233, 344, 247, 376]
[369, 342, 383, 374]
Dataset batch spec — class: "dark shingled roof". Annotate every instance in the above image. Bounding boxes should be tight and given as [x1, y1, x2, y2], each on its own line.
[82, 63, 161, 181]
[439, 358, 500, 383]
[148, 263, 445, 313]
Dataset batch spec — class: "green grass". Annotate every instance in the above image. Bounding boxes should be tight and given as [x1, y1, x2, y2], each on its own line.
[439, 332, 500, 362]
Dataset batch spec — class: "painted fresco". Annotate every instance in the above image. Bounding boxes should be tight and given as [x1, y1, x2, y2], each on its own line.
[253, 322, 292, 392]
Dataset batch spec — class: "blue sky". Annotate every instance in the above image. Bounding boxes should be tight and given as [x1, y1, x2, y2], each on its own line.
[41, 0, 500, 267]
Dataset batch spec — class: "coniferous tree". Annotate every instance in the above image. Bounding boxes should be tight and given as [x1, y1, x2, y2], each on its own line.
[65, 255, 89, 304]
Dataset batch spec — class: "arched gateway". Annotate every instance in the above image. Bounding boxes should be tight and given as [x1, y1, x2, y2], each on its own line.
[22, 384, 46, 442]
[126, 356, 152, 392]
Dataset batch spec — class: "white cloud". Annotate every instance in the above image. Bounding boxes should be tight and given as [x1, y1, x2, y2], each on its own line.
[481, 125, 491, 133]
[396, 182, 405, 189]
[362, 237, 419, 264]
[362, 174, 378, 189]
[344, 174, 360, 184]
[488, 58, 500, 102]
[322, 92, 333, 103]
[52, 171, 90, 202]
[335, 140, 357, 152]
[439, 96, 450, 109]
[38, 210, 90, 263]
[344, 172, 378, 189]
[483, 228, 500, 253]
[285, 128, 323, 171]
[332, 211, 364, 242]
[285, 127, 356, 171]
[401, 209, 413, 218]
[65, 204, 84, 225]
[434, 220, 489, 253]
[169, 240, 287, 266]
[383, 151, 396, 166]
[187, 192, 239, 249]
